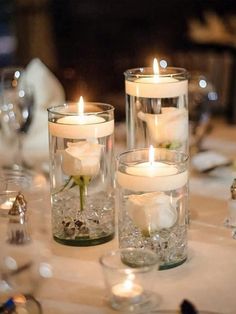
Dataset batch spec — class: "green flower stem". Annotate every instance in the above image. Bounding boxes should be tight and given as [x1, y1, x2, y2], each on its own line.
[73, 175, 92, 211]
[79, 183, 86, 211]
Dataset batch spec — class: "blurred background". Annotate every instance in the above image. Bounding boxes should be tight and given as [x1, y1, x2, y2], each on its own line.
[1, 0, 236, 122]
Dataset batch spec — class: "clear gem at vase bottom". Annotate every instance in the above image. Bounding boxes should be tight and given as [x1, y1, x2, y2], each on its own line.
[52, 189, 115, 246]
[119, 219, 187, 270]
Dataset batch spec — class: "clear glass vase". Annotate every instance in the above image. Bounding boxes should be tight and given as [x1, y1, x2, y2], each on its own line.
[116, 148, 189, 269]
[124, 67, 189, 153]
[48, 102, 115, 246]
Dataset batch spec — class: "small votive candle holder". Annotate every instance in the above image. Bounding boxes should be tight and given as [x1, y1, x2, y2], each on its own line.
[99, 248, 159, 312]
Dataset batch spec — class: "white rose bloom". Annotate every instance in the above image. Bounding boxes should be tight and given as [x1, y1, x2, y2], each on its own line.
[127, 191, 177, 234]
[138, 107, 188, 145]
[62, 141, 103, 176]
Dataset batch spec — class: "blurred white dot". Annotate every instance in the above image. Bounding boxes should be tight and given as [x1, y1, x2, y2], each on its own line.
[14, 71, 20, 79]
[3, 115, 9, 123]
[39, 262, 53, 278]
[160, 59, 168, 68]
[22, 109, 29, 119]
[19, 90, 25, 97]
[5, 256, 17, 270]
[2, 104, 8, 111]
[208, 91, 218, 101]
[0, 279, 11, 293]
[199, 79, 207, 88]
[9, 111, 15, 119]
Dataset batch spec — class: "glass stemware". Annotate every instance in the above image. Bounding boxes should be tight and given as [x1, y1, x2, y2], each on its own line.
[0, 67, 34, 171]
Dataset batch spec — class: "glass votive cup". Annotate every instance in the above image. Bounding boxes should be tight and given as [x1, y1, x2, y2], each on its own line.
[0, 169, 29, 191]
[99, 248, 160, 312]
[0, 168, 46, 202]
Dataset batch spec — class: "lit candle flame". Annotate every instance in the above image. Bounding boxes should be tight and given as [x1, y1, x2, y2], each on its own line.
[153, 58, 160, 82]
[77, 96, 84, 115]
[123, 279, 133, 291]
[149, 145, 155, 165]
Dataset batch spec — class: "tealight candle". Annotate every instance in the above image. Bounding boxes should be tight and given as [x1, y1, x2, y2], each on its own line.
[112, 280, 143, 304]
[0, 199, 14, 210]
[49, 97, 114, 139]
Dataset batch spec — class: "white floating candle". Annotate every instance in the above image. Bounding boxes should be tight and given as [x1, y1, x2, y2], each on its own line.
[49, 97, 114, 139]
[117, 146, 188, 192]
[125, 59, 187, 98]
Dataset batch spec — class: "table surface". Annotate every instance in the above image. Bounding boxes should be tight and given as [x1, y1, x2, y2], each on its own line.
[1, 118, 236, 314]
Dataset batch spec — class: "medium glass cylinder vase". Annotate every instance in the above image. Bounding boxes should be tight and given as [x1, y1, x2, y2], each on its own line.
[48, 102, 115, 246]
[124, 66, 189, 153]
[116, 147, 189, 269]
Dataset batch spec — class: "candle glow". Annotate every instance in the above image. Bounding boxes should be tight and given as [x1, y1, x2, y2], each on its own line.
[111, 278, 143, 301]
[153, 58, 160, 82]
[78, 96, 84, 116]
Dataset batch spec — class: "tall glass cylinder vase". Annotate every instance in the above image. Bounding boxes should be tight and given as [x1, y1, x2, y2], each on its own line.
[48, 102, 115, 246]
[124, 66, 189, 153]
[116, 148, 189, 269]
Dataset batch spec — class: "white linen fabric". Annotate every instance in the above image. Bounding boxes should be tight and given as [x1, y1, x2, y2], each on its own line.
[21, 59, 65, 164]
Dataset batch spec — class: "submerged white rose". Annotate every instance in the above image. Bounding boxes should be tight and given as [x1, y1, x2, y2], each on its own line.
[138, 107, 188, 145]
[62, 141, 103, 177]
[127, 191, 177, 235]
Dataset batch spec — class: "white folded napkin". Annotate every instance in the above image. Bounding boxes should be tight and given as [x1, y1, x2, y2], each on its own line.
[191, 150, 231, 173]
[25, 58, 65, 110]
[23, 58, 65, 163]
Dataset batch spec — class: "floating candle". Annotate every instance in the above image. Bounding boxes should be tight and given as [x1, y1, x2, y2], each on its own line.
[117, 146, 188, 192]
[49, 97, 114, 139]
[125, 58, 187, 98]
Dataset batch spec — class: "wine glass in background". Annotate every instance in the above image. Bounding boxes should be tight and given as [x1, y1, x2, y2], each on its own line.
[0, 67, 34, 171]
[188, 72, 218, 154]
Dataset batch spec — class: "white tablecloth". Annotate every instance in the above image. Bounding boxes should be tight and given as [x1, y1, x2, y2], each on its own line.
[1, 118, 236, 313]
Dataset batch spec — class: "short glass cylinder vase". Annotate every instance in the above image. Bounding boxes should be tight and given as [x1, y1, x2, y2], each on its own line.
[99, 248, 159, 312]
[48, 102, 115, 246]
[116, 148, 189, 269]
[124, 66, 189, 153]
